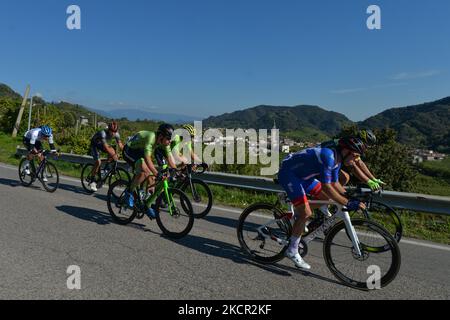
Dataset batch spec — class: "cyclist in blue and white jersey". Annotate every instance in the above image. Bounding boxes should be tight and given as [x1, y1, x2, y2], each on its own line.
[277, 137, 367, 270]
[23, 125, 58, 180]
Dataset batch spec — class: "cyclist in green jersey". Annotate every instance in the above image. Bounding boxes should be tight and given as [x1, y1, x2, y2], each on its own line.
[122, 124, 177, 217]
[169, 124, 203, 167]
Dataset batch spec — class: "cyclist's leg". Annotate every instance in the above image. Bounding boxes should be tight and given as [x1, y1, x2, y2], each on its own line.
[23, 137, 34, 161]
[89, 143, 103, 178]
[278, 168, 312, 269]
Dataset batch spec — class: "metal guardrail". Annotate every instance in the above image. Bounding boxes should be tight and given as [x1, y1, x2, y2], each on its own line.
[16, 147, 450, 216]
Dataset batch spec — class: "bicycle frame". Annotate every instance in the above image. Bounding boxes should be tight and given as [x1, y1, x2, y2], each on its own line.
[29, 153, 48, 181]
[140, 164, 176, 216]
[256, 200, 363, 257]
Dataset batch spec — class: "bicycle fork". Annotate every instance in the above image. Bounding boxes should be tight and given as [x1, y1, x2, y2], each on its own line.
[341, 210, 363, 257]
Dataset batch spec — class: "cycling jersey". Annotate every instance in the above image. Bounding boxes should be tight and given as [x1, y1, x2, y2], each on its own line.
[90, 129, 121, 160]
[319, 139, 338, 150]
[123, 131, 171, 169]
[278, 147, 341, 206]
[91, 129, 120, 146]
[23, 128, 56, 151]
[169, 134, 193, 156]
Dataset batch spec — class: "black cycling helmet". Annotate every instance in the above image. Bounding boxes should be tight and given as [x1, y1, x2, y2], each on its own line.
[157, 123, 175, 140]
[359, 129, 377, 147]
[338, 137, 366, 155]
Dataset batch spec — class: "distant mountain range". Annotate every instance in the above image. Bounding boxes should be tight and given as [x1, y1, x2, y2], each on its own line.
[359, 97, 450, 151]
[91, 108, 202, 124]
[204, 105, 353, 137]
[203, 98, 450, 152]
[1, 82, 449, 151]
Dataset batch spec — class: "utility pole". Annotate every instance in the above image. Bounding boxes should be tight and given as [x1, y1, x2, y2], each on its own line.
[75, 119, 80, 136]
[12, 85, 30, 137]
[27, 96, 34, 131]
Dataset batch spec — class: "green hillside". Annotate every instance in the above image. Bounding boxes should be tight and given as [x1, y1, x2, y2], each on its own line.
[203, 105, 353, 138]
[360, 97, 450, 152]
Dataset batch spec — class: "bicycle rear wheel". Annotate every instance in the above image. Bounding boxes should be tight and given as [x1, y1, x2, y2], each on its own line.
[41, 162, 59, 193]
[323, 219, 401, 290]
[155, 188, 194, 239]
[18, 158, 35, 187]
[107, 179, 137, 225]
[237, 203, 291, 264]
[80, 164, 97, 193]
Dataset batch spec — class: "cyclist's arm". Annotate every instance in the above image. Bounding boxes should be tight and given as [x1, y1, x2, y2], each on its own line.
[103, 143, 118, 160]
[355, 159, 376, 180]
[117, 140, 124, 151]
[321, 183, 348, 206]
[191, 151, 201, 164]
[331, 181, 347, 196]
[346, 159, 371, 184]
[115, 133, 124, 151]
[47, 135, 57, 152]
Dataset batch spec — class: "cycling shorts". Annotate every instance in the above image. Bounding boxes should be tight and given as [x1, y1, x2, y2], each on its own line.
[90, 141, 107, 161]
[23, 137, 43, 153]
[277, 165, 323, 206]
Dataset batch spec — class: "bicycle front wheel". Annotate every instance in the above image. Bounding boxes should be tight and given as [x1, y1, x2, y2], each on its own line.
[41, 162, 59, 193]
[154, 188, 194, 239]
[181, 179, 213, 219]
[364, 201, 403, 244]
[237, 203, 291, 264]
[323, 219, 401, 290]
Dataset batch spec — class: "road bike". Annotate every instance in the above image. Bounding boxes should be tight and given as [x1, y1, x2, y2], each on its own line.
[18, 150, 60, 193]
[169, 163, 213, 219]
[80, 159, 131, 195]
[237, 188, 401, 290]
[106, 166, 194, 239]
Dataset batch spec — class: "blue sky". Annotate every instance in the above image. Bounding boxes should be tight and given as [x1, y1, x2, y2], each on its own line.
[1, 0, 449, 121]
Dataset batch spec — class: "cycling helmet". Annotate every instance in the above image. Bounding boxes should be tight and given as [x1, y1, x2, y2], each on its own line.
[182, 124, 196, 137]
[40, 125, 52, 137]
[338, 137, 366, 155]
[359, 129, 377, 146]
[108, 121, 119, 133]
[157, 123, 175, 140]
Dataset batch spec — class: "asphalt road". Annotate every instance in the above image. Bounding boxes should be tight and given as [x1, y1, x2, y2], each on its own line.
[0, 163, 449, 300]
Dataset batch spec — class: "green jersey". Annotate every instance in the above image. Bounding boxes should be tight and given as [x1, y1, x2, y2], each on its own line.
[126, 131, 171, 158]
[170, 134, 193, 155]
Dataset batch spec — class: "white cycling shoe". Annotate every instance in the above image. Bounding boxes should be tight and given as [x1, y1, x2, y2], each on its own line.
[286, 251, 311, 270]
[89, 182, 98, 192]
